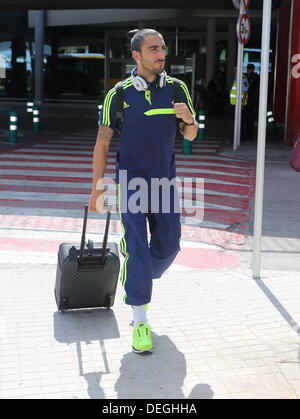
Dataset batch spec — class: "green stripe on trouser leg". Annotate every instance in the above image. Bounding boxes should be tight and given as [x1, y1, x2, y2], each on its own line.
[117, 184, 129, 303]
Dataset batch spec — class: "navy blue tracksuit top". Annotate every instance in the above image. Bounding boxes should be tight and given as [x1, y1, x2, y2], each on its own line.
[99, 75, 195, 180]
[98, 74, 195, 306]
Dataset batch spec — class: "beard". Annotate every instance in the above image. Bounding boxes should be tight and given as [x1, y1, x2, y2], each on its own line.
[153, 66, 164, 75]
[139, 57, 165, 75]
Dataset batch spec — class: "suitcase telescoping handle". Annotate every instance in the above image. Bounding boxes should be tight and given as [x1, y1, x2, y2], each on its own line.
[79, 204, 111, 265]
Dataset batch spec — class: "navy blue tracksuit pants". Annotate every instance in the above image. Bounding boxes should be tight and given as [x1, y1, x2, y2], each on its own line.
[117, 175, 181, 306]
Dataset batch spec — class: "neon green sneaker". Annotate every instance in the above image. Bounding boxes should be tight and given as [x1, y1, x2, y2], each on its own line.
[132, 322, 153, 354]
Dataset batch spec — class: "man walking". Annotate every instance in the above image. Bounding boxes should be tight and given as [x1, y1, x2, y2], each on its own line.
[89, 28, 197, 353]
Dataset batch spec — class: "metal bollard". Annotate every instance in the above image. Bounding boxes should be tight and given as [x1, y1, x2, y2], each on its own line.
[98, 103, 103, 127]
[181, 138, 193, 155]
[9, 111, 18, 143]
[267, 110, 276, 131]
[32, 105, 40, 133]
[197, 111, 206, 140]
[27, 101, 34, 116]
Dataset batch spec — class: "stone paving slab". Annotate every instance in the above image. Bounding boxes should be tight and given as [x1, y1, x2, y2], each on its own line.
[0, 264, 299, 399]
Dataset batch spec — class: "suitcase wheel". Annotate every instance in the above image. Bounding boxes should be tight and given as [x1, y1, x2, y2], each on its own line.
[106, 293, 114, 310]
[54, 289, 67, 313]
[60, 297, 68, 313]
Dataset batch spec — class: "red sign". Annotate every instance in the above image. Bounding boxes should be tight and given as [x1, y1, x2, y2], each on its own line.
[287, 0, 300, 145]
[243, 0, 251, 9]
[237, 13, 251, 45]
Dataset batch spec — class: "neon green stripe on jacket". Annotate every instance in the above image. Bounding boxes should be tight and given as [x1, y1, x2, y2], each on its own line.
[179, 81, 196, 116]
[102, 88, 116, 126]
[144, 108, 175, 116]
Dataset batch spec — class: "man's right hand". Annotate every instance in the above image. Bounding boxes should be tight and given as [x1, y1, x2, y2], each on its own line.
[88, 189, 105, 213]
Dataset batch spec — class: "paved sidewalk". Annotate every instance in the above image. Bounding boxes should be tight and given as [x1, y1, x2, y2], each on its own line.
[219, 140, 300, 272]
[0, 261, 300, 399]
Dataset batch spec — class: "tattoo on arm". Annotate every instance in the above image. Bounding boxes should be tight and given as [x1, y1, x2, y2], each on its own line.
[97, 125, 114, 144]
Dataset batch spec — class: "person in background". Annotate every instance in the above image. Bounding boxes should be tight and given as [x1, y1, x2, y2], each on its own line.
[243, 63, 260, 141]
[230, 66, 249, 141]
[207, 69, 227, 116]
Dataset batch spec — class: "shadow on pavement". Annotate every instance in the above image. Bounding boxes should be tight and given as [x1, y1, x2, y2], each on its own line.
[115, 332, 214, 399]
[254, 277, 300, 367]
[53, 313, 214, 399]
[53, 307, 120, 399]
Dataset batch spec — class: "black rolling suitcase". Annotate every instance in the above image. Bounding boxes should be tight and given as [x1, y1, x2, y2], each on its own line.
[54, 205, 120, 312]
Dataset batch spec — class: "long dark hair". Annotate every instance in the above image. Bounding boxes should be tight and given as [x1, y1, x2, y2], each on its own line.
[128, 28, 162, 52]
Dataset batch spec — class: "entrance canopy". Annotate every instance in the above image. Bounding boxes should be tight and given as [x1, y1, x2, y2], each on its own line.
[0, 0, 286, 11]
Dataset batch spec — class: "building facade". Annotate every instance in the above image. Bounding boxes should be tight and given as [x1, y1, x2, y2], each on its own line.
[0, 0, 298, 146]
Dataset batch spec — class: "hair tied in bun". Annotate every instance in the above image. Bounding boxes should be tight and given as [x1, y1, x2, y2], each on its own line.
[127, 29, 139, 41]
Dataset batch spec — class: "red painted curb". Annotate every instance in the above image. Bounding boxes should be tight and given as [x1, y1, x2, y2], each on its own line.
[0, 237, 239, 269]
